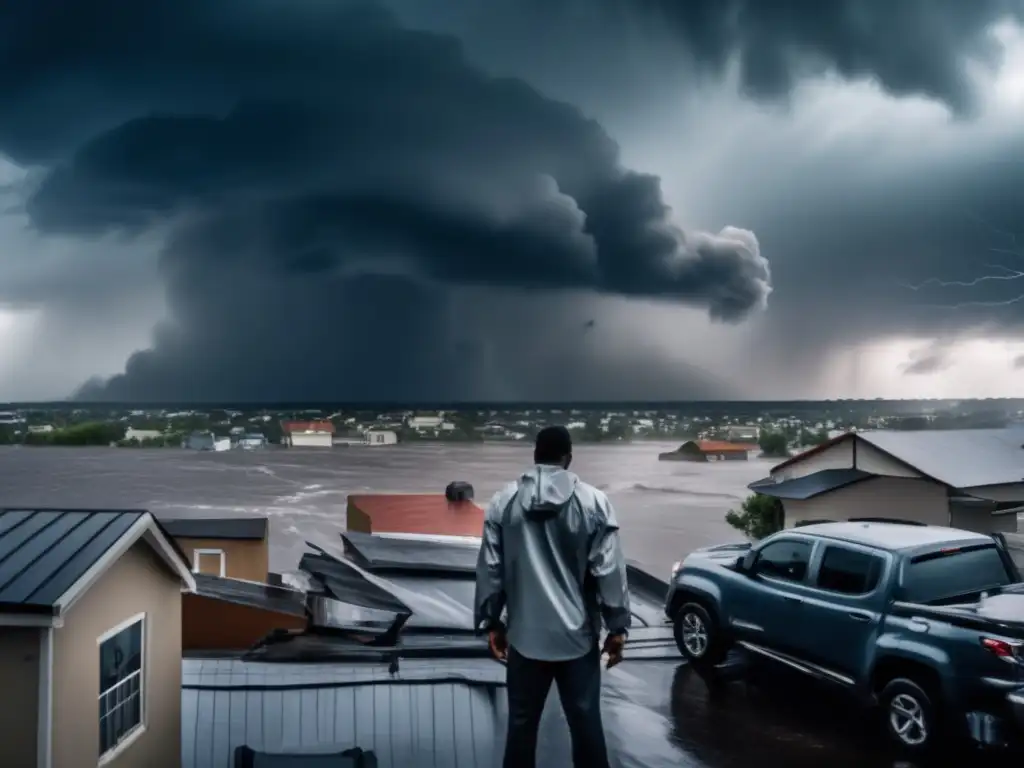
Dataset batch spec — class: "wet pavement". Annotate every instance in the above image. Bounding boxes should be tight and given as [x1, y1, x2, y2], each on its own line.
[0, 444, 1017, 766]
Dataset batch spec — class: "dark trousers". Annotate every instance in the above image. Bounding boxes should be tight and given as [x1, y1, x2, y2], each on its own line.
[503, 644, 610, 768]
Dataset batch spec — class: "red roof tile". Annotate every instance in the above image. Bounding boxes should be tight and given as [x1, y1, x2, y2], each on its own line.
[347, 493, 484, 537]
[696, 440, 757, 453]
[282, 420, 335, 434]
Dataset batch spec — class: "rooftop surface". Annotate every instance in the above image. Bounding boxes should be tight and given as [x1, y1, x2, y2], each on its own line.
[348, 494, 483, 537]
[694, 440, 757, 452]
[789, 521, 990, 551]
[749, 468, 873, 500]
[282, 420, 336, 434]
[858, 427, 1024, 489]
[0, 508, 146, 611]
[160, 516, 269, 540]
[191, 572, 307, 616]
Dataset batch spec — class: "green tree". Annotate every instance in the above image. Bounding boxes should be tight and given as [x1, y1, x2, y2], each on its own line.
[757, 430, 790, 458]
[725, 493, 784, 540]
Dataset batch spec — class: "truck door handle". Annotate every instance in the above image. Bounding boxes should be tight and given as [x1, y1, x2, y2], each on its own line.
[783, 596, 802, 604]
[847, 611, 872, 622]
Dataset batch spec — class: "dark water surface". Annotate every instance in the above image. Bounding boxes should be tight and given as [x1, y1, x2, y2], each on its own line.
[0, 444, 1007, 767]
[0, 441, 764, 574]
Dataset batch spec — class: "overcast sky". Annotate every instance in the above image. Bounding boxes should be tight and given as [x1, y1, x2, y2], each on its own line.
[1, 0, 1024, 402]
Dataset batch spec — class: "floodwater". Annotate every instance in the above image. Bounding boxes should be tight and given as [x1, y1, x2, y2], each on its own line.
[0, 443, 1011, 767]
[0, 441, 766, 574]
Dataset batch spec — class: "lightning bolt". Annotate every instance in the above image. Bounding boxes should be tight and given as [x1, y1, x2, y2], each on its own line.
[901, 214, 1024, 310]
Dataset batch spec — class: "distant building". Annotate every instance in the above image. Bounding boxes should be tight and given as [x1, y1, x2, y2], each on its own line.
[27, 424, 55, 434]
[235, 434, 267, 450]
[407, 415, 443, 430]
[185, 431, 231, 451]
[659, 440, 755, 463]
[365, 429, 398, 446]
[126, 427, 163, 441]
[282, 420, 334, 448]
[726, 425, 759, 442]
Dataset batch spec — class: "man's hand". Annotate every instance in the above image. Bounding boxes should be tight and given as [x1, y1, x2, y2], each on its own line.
[488, 628, 508, 661]
[602, 632, 626, 669]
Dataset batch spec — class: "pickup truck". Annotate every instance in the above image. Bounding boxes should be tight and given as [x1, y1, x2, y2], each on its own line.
[664, 521, 1024, 754]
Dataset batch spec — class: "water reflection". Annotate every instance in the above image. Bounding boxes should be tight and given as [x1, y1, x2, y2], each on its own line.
[666, 661, 1016, 768]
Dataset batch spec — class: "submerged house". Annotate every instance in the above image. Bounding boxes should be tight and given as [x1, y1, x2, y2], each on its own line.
[659, 440, 756, 462]
[749, 428, 1024, 533]
[0, 504, 683, 768]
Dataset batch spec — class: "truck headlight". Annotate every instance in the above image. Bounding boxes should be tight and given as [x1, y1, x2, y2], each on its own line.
[670, 560, 682, 579]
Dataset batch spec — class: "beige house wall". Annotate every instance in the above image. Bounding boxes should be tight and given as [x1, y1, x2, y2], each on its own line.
[783, 476, 951, 528]
[0, 626, 40, 767]
[51, 542, 182, 768]
[172, 536, 269, 582]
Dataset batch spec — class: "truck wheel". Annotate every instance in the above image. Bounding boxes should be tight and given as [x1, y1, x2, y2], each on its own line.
[673, 602, 728, 666]
[879, 678, 937, 754]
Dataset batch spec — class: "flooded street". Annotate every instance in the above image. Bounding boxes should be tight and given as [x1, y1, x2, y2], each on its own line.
[0, 443, 1012, 767]
[0, 441, 766, 575]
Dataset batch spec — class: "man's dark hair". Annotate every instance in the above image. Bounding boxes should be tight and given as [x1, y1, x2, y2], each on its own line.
[534, 426, 572, 465]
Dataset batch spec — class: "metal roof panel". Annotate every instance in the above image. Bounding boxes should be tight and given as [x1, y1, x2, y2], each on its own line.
[0, 508, 145, 609]
[160, 516, 268, 540]
[858, 427, 1024, 489]
[749, 468, 873, 500]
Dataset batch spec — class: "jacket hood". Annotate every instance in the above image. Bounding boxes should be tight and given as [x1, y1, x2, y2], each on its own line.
[517, 464, 579, 520]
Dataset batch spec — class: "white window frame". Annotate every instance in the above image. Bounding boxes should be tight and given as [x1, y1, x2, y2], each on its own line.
[192, 548, 226, 577]
[97, 613, 146, 765]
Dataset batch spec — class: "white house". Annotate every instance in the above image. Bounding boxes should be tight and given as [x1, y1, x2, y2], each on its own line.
[282, 420, 334, 448]
[364, 429, 398, 446]
[185, 431, 231, 451]
[236, 434, 267, 450]
[407, 414, 444, 430]
[750, 428, 1024, 534]
[126, 427, 164, 441]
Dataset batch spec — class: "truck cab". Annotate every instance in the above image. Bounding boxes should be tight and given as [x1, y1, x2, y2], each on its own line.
[665, 522, 1024, 753]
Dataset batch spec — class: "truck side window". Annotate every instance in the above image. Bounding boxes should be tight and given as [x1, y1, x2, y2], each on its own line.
[753, 540, 812, 582]
[816, 546, 884, 595]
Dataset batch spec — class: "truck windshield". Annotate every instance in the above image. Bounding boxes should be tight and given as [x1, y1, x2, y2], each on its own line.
[902, 545, 1013, 604]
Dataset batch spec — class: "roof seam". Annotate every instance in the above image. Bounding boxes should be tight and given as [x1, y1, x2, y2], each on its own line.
[22, 512, 125, 604]
[0, 511, 80, 593]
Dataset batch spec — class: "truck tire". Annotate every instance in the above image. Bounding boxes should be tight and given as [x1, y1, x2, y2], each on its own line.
[673, 602, 728, 667]
[879, 677, 937, 754]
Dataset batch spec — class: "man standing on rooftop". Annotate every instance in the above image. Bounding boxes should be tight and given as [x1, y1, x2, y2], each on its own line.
[474, 425, 631, 768]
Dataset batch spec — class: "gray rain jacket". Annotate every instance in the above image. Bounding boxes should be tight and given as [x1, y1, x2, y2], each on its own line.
[474, 464, 631, 661]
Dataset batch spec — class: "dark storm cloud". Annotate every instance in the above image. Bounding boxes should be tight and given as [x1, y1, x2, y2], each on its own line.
[901, 342, 954, 376]
[386, 0, 1024, 115]
[606, 0, 1024, 114]
[0, 0, 772, 400]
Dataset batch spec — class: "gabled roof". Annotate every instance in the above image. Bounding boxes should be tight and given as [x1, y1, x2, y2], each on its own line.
[0, 508, 195, 625]
[160, 516, 268, 540]
[771, 427, 1024, 490]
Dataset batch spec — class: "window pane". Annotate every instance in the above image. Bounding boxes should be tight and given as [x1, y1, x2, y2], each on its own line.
[902, 546, 1012, 604]
[99, 621, 142, 692]
[816, 546, 883, 595]
[98, 619, 143, 756]
[754, 540, 812, 582]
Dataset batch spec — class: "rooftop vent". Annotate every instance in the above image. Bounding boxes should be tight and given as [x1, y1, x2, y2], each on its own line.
[445, 481, 474, 502]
